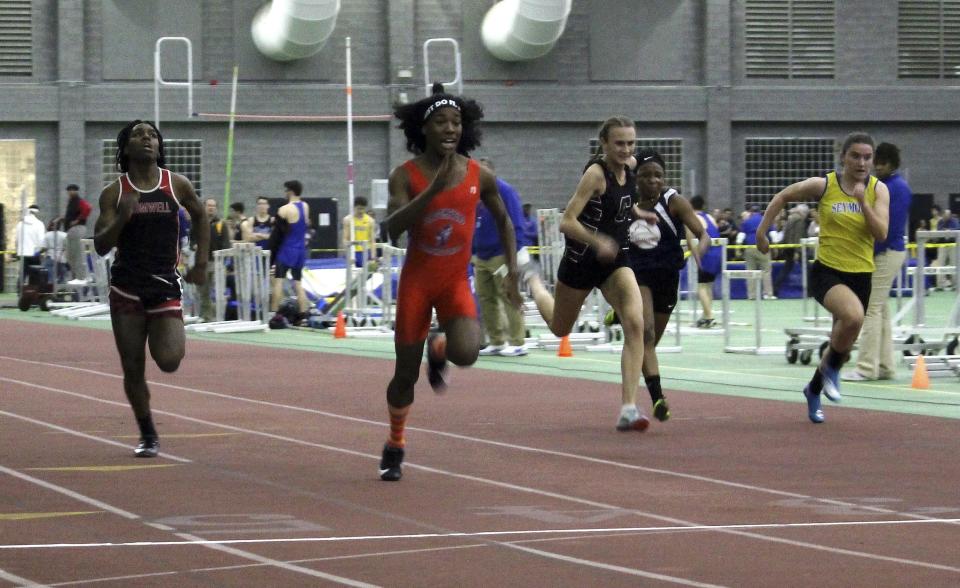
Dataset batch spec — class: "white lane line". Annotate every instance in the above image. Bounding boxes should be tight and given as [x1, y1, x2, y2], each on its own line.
[0, 567, 48, 587]
[4, 367, 960, 576]
[0, 356, 954, 525]
[0, 465, 377, 587]
[5, 378, 960, 575]
[4, 518, 960, 550]
[504, 542, 725, 588]
[0, 409, 192, 464]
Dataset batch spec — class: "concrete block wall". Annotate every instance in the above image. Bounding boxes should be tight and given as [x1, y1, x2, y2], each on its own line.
[1, 0, 958, 227]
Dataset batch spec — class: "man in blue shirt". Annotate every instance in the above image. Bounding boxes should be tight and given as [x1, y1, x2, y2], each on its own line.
[473, 158, 528, 356]
[844, 142, 912, 381]
[740, 206, 775, 299]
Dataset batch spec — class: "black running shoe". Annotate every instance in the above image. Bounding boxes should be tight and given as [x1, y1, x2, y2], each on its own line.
[134, 437, 159, 458]
[653, 398, 671, 422]
[379, 443, 404, 481]
[426, 333, 448, 393]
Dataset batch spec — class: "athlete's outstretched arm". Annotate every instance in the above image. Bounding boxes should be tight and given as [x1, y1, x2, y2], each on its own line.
[93, 181, 127, 256]
[479, 167, 522, 308]
[756, 176, 826, 254]
[173, 173, 209, 284]
[385, 153, 457, 242]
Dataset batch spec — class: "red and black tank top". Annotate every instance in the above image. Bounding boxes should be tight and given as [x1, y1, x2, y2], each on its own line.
[112, 168, 181, 277]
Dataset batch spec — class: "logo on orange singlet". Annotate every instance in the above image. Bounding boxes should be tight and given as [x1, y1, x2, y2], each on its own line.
[419, 208, 464, 256]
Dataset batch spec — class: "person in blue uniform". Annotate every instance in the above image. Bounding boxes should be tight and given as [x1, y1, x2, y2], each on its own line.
[94, 120, 209, 458]
[270, 180, 310, 314]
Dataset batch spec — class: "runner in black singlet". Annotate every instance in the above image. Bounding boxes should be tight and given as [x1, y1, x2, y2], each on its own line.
[94, 120, 209, 458]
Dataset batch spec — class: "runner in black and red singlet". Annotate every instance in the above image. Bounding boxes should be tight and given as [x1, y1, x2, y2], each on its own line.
[94, 120, 209, 458]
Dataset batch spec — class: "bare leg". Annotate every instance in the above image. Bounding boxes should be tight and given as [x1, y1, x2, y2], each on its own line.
[293, 280, 309, 313]
[442, 316, 482, 367]
[270, 277, 283, 311]
[527, 274, 590, 337]
[599, 268, 645, 407]
[697, 283, 714, 320]
[147, 316, 186, 373]
[110, 312, 158, 454]
[821, 285, 864, 360]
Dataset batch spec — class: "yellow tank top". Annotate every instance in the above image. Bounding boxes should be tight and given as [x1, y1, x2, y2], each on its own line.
[817, 171, 877, 273]
[352, 214, 375, 251]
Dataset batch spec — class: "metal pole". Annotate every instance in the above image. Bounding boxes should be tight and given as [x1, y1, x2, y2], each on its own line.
[223, 66, 239, 213]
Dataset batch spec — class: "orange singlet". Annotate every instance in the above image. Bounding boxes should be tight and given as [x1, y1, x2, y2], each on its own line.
[394, 158, 481, 345]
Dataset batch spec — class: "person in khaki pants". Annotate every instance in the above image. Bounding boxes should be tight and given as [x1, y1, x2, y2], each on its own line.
[473, 158, 528, 357]
[843, 143, 911, 381]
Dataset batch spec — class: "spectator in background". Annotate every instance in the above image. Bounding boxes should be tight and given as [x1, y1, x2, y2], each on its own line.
[474, 158, 528, 357]
[341, 195, 377, 268]
[740, 205, 775, 299]
[271, 180, 310, 314]
[934, 206, 959, 290]
[42, 218, 68, 283]
[227, 202, 246, 242]
[844, 142, 911, 381]
[196, 198, 232, 321]
[772, 204, 809, 298]
[689, 196, 721, 328]
[716, 208, 738, 260]
[521, 203, 539, 253]
[15, 205, 46, 283]
[63, 184, 92, 280]
[240, 196, 274, 249]
[924, 205, 941, 263]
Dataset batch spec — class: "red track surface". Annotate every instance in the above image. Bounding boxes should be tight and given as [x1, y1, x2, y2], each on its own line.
[1, 320, 959, 586]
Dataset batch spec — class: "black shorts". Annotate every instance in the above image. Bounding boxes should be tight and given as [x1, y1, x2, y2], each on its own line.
[808, 261, 871, 311]
[109, 271, 183, 320]
[275, 261, 303, 281]
[697, 269, 717, 284]
[633, 268, 680, 314]
[557, 249, 629, 291]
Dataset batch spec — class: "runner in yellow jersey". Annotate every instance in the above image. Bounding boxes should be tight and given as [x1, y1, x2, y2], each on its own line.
[755, 132, 890, 423]
[342, 196, 378, 268]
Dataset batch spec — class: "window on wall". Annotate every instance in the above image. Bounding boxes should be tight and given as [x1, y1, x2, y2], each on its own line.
[101, 140, 203, 197]
[744, 138, 835, 208]
[744, 0, 835, 78]
[588, 138, 684, 194]
[898, 0, 960, 78]
[0, 0, 33, 77]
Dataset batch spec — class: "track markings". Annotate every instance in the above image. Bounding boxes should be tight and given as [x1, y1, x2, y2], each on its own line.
[0, 511, 101, 521]
[3, 517, 960, 550]
[25, 465, 183, 473]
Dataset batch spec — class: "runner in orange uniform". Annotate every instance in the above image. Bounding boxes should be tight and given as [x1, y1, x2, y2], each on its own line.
[378, 84, 522, 481]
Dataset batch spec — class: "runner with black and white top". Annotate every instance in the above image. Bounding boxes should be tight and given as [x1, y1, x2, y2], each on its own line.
[627, 149, 711, 422]
[523, 116, 659, 432]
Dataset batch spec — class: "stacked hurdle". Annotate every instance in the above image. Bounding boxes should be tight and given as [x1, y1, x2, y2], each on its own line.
[187, 243, 270, 333]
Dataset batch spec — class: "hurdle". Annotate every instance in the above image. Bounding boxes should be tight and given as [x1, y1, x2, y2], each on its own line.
[798, 237, 823, 324]
[188, 243, 270, 333]
[722, 268, 779, 354]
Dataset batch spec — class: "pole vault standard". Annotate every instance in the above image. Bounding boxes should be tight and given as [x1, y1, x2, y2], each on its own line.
[223, 66, 239, 212]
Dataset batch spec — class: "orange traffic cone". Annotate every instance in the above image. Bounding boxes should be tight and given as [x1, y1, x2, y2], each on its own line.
[557, 335, 573, 358]
[334, 311, 347, 339]
[911, 354, 930, 389]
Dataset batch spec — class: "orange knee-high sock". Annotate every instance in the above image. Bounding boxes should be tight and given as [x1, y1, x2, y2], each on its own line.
[387, 405, 410, 448]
